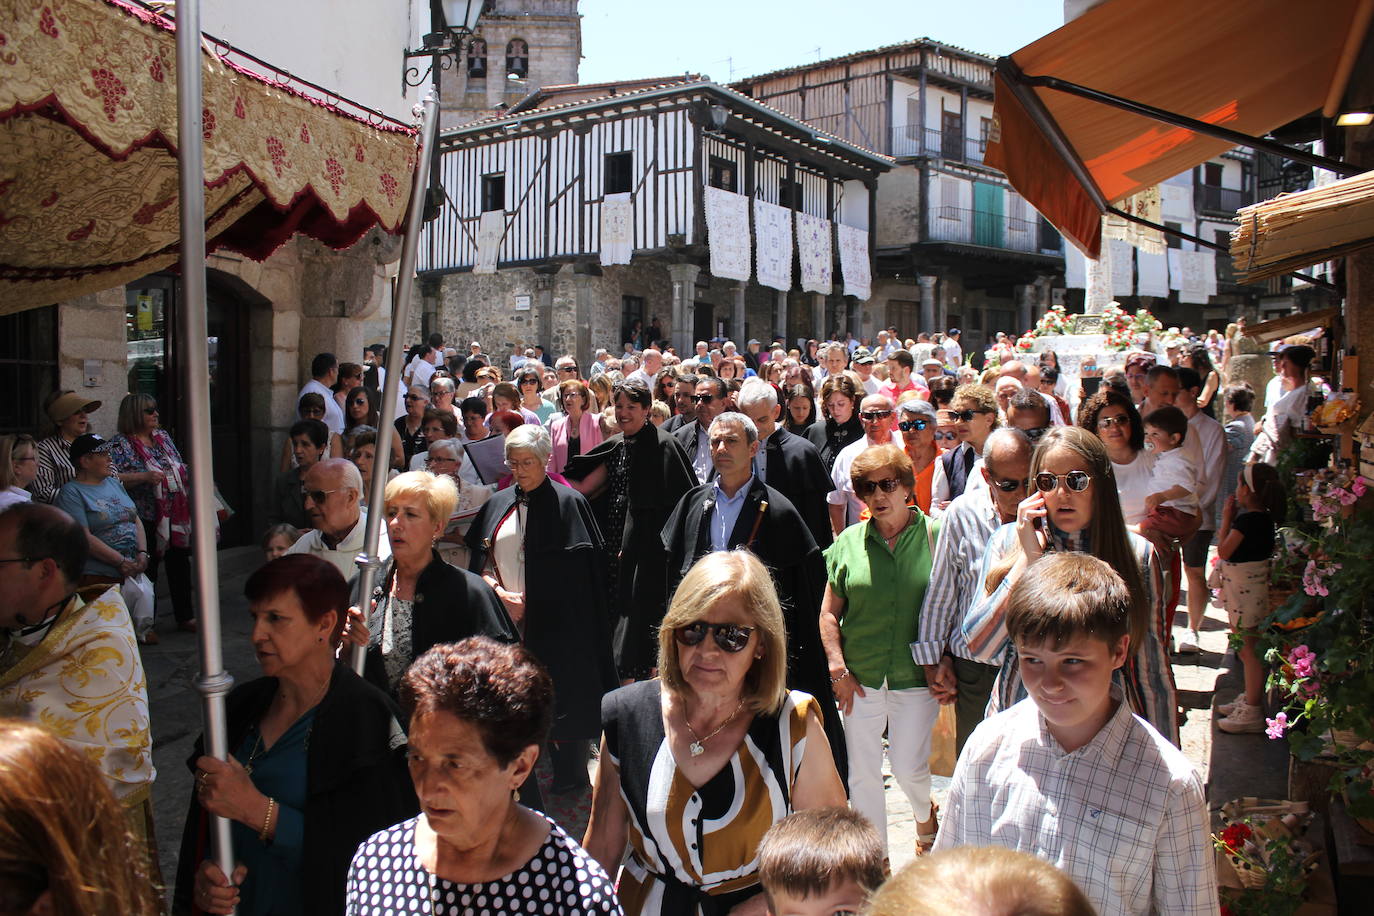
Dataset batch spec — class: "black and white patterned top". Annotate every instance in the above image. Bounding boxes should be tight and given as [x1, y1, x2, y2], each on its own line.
[345, 814, 623, 915]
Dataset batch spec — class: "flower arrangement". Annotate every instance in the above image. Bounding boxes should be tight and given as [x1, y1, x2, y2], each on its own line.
[1032, 304, 1073, 336]
[1213, 808, 1321, 916]
[1100, 302, 1148, 351]
[1014, 332, 1037, 353]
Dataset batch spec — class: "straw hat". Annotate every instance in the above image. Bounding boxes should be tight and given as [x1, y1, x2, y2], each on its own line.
[46, 392, 101, 424]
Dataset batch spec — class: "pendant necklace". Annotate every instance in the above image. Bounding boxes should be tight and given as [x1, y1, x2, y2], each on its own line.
[684, 699, 746, 757]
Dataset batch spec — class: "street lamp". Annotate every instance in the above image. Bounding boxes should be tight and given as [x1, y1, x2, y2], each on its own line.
[403, 0, 485, 90]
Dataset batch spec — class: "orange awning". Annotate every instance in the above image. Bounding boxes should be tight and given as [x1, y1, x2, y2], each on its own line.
[986, 0, 1373, 258]
[0, 0, 419, 314]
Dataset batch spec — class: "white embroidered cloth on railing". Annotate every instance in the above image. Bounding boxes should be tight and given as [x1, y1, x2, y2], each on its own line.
[754, 199, 794, 292]
[796, 211, 833, 295]
[601, 192, 634, 266]
[837, 224, 871, 301]
[474, 210, 506, 275]
[705, 186, 751, 282]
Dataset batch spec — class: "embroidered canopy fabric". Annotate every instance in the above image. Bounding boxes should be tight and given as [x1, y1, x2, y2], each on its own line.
[985, 0, 1371, 257]
[795, 211, 832, 295]
[600, 192, 633, 267]
[837, 224, 870, 301]
[704, 186, 751, 283]
[753, 198, 793, 292]
[0, 0, 418, 314]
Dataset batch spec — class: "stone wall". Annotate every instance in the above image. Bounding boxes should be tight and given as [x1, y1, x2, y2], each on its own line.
[55, 287, 129, 439]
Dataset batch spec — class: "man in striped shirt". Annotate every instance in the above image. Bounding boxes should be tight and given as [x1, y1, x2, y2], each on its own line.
[935, 553, 1215, 916]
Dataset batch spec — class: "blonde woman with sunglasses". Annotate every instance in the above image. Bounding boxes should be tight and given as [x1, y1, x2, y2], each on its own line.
[961, 426, 1179, 745]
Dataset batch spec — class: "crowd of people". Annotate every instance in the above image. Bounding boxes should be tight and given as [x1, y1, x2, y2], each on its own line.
[0, 318, 1310, 915]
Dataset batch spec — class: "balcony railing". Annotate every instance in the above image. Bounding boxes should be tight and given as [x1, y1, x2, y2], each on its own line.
[891, 126, 987, 164]
[1196, 184, 1253, 215]
[928, 206, 1063, 255]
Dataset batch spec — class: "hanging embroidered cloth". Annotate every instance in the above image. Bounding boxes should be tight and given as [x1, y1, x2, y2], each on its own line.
[1136, 250, 1169, 298]
[0, 0, 418, 314]
[1108, 240, 1135, 297]
[837, 223, 871, 301]
[704, 186, 751, 282]
[474, 210, 506, 274]
[1064, 245, 1088, 290]
[1101, 187, 1166, 253]
[795, 211, 832, 295]
[753, 199, 793, 292]
[601, 192, 634, 266]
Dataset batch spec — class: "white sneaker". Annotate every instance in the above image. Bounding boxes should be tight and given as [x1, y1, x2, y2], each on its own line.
[1217, 701, 1265, 734]
[1217, 694, 1247, 717]
[1177, 629, 1201, 654]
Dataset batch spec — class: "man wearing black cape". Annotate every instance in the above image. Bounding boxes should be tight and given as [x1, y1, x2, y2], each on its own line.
[660, 411, 848, 787]
[736, 379, 836, 548]
[563, 379, 696, 681]
[465, 430, 618, 794]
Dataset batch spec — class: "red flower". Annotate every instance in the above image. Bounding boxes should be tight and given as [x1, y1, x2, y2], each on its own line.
[1220, 823, 1252, 853]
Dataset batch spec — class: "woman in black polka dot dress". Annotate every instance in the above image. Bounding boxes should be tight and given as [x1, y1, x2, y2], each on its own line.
[345, 638, 622, 915]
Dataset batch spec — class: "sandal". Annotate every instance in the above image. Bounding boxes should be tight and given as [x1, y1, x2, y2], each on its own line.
[915, 802, 940, 856]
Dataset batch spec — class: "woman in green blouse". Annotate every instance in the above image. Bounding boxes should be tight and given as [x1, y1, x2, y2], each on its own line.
[820, 443, 940, 860]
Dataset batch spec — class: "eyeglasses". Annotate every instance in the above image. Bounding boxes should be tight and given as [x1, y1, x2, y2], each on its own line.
[349, 398, 368, 406]
[0, 556, 37, 566]
[301, 487, 340, 504]
[854, 476, 902, 497]
[403, 394, 426, 402]
[859, 410, 892, 422]
[898, 419, 929, 432]
[934, 430, 958, 442]
[143, 407, 159, 415]
[950, 409, 991, 422]
[557, 366, 578, 374]
[1034, 470, 1093, 493]
[1024, 426, 1049, 443]
[519, 378, 540, 386]
[504, 457, 543, 471]
[674, 621, 756, 653]
[692, 394, 717, 404]
[1096, 415, 1130, 429]
[990, 477, 1029, 493]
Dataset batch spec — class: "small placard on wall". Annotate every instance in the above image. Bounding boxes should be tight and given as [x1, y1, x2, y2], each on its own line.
[514, 294, 531, 311]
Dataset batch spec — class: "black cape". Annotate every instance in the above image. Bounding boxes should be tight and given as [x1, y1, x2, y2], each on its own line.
[760, 428, 836, 549]
[660, 477, 848, 788]
[563, 422, 696, 676]
[173, 664, 418, 916]
[466, 478, 618, 740]
[806, 415, 864, 473]
[353, 550, 519, 696]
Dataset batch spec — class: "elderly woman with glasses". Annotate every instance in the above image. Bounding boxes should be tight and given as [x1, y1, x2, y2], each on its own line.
[961, 427, 1179, 745]
[467, 426, 617, 801]
[394, 384, 431, 469]
[424, 437, 492, 568]
[0, 433, 39, 511]
[548, 378, 603, 475]
[342, 471, 517, 697]
[895, 399, 945, 515]
[108, 393, 196, 635]
[820, 444, 942, 860]
[584, 551, 846, 914]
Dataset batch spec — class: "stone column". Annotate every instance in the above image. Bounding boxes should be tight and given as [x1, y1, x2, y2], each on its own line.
[774, 291, 788, 347]
[732, 282, 748, 344]
[810, 293, 826, 341]
[534, 272, 555, 349]
[666, 263, 701, 357]
[918, 275, 938, 334]
[572, 274, 596, 371]
[1015, 283, 1035, 333]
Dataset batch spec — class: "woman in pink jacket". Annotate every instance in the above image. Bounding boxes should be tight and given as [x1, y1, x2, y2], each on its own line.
[547, 378, 604, 475]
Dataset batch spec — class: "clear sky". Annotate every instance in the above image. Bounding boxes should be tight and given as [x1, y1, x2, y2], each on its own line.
[578, 1, 1067, 85]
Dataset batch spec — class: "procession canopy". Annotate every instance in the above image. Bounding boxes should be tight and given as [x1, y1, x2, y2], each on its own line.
[0, 0, 419, 314]
[985, 0, 1371, 258]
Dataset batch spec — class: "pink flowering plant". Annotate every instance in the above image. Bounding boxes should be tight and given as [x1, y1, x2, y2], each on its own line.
[1260, 467, 1374, 817]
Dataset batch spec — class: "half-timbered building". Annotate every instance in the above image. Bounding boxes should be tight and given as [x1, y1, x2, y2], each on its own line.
[415, 78, 891, 363]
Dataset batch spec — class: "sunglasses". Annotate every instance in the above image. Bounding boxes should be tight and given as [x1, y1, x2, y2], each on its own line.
[991, 477, 1029, 493]
[404, 394, 426, 402]
[349, 398, 368, 406]
[692, 394, 717, 404]
[1024, 426, 1049, 443]
[950, 409, 991, 422]
[558, 366, 579, 373]
[301, 487, 340, 504]
[934, 430, 958, 442]
[898, 419, 930, 432]
[854, 476, 902, 497]
[1096, 415, 1130, 429]
[859, 410, 892, 422]
[143, 406, 159, 415]
[674, 621, 756, 653]
[1034, 470, 1093, 493]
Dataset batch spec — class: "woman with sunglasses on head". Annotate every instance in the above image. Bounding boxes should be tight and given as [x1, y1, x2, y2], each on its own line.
[962, 426, 1179, 745]
[584, 551, 846, 914]
[820, 443, 941, 860]
[1076, 387, 1155, 527]
[894, 398, 946, 515]
[108, 393, 196, 637]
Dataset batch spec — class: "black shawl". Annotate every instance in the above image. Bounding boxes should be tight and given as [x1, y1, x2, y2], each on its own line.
[806, 415, 864, 473]
[761, 428, 836, 548]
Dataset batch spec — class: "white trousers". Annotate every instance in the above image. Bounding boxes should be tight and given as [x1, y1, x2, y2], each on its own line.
[842, 681, 940, 854]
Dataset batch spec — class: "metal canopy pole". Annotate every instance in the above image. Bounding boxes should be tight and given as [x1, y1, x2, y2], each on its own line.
[175, 0, 235, 893]
[351, 87, 441, 674]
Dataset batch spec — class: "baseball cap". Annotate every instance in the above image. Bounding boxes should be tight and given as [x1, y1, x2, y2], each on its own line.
[46, 392, 101, 424]
[947, 328, 961, 336]
[853, 348, 875, 364]
[747, 338, 761, 346]
[69, 433, 113, 463]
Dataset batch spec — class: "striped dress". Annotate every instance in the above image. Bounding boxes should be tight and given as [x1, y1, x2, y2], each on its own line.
[962, 525, 1180, 746]
[603, 680, 816, 916]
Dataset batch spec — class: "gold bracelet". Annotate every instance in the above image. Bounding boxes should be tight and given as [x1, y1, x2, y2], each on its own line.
[258, 797, 276, 844]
